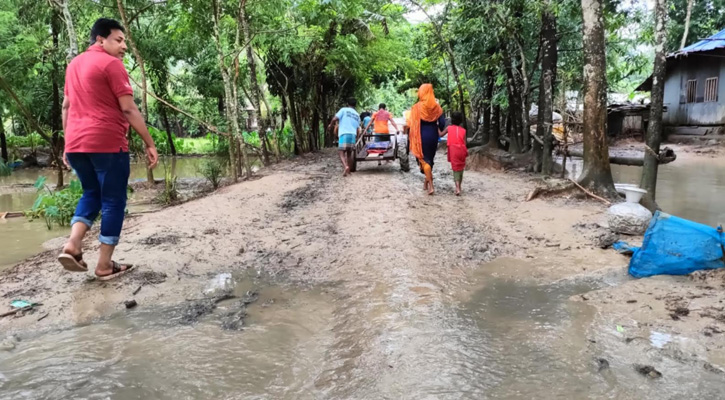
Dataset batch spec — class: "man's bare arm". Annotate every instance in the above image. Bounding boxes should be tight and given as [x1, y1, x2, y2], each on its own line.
[363, 119, 373, 133]
[62, 96, 70, 132]
[390, 118, 401, 133]
[118, 95, 158, 168]
[327, 116, 339, 131]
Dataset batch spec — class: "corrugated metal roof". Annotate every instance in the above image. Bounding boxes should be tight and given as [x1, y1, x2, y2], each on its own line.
[674, 28, 725, 55]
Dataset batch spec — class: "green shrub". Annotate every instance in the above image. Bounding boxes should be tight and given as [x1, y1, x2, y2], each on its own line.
[157, 164, 178, 204]
[6, 133, 44, 149]
[0, 160, 11, 176]
[198, 159, 225, 189]
[26, 177, 83, 230]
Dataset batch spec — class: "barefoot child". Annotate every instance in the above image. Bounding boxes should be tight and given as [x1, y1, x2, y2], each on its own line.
[439, 111, 468, 195]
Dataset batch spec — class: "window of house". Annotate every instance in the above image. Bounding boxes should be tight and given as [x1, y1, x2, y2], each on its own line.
[705, 77, 718, 102]
[686, 80, 697, 103]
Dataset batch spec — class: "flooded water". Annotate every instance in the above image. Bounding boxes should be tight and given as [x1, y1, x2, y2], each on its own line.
[0, 218, 68, 266]
[610, 161, 725, 226]
[0, 274, 336, 399]
[2, 261, 721, 399]
[0, 157, 229, 268]
[564, 157, 725, 227]
[0, 157, 227, 192]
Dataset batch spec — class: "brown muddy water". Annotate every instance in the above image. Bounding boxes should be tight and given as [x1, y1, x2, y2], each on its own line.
[564, 157, 725, 226]
[0, 157, 230, 268]
[1, 262, 723, 398]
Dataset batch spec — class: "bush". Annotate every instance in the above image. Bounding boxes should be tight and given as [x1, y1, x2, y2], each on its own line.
[198, 159, 225, 189]
[26, 177, 83, 230]
[6, 133, 44, 149]
[0, 160, 11, 176]
[157, 164, 179, 204]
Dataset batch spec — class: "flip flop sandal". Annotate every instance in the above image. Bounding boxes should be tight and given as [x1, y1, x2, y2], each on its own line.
[58, 252, 88, 272]
[96, 261, 135, 281]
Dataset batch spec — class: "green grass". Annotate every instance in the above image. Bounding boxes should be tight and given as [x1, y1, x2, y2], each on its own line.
[177, 137, 216, 154]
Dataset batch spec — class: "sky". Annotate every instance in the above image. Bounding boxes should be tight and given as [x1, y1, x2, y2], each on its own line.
[401, 1, 444, 24]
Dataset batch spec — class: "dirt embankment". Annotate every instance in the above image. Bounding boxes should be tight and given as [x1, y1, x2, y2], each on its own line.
[1, 148, 724, 370]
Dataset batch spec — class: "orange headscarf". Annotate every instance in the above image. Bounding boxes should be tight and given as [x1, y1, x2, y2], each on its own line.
[408, 84, 443, 160]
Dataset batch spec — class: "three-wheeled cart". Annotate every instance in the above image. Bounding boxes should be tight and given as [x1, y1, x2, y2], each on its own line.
[348, 133, 410, 172]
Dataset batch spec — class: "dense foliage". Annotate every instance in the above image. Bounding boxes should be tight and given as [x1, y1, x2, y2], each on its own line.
[1, 0, 721, 191]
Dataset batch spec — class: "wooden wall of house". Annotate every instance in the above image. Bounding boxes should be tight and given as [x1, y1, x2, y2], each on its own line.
[663, 55, 725, 127]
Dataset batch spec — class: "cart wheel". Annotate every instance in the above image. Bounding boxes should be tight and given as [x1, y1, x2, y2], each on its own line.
[349, 152, 357, 172]
[399, 152, 410, 172]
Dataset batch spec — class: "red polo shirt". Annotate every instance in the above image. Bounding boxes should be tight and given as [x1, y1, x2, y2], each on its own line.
[64, 45, 134, 153]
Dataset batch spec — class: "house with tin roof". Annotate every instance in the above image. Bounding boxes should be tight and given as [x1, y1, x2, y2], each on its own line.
[637, 29, 725, 138]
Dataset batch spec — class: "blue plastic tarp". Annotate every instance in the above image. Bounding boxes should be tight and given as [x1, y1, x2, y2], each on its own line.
[612, 241, 634, 255]
[628, 211, 725, 278]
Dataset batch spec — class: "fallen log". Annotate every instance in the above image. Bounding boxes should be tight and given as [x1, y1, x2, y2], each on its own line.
[0, 212, 24, 219]
[558, 147, 676, 166]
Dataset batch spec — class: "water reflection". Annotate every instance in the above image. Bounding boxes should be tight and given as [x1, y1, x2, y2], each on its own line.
[0, 281, 335, 400]
[0, 218, 68, 269]
[611, 162, 725, 226]
[0, 157, 230, 268]
[561, 157, 725, 226]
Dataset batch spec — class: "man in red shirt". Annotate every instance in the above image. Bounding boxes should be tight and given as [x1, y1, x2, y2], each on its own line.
[57, 18, 158, 281]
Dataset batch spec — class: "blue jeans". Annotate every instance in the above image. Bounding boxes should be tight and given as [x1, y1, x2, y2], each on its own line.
[66, 152, 130, 246]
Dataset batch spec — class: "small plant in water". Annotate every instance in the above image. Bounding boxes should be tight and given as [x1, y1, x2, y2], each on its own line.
[157, 163, 179, 205]
[198, 159, 225, 190]
[26, 176, 83, 229]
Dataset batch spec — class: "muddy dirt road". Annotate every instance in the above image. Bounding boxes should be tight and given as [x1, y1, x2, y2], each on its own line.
[1, 150, 724, 398]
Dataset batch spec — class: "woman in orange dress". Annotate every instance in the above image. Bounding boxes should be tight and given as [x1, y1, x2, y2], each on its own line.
[407, 84, 447, 195]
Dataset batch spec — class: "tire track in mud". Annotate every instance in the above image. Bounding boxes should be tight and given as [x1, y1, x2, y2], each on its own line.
[261, 153, 517, 398]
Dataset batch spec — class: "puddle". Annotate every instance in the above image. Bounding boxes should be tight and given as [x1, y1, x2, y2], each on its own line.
[1, 260, 724, 398]
[0, 275, 336, 399]
[0, 157, 235, 268]
[0, 218, 68, 269]
[446, 277, 606, 398]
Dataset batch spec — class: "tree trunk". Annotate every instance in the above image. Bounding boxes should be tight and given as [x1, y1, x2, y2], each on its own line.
[641, 0, 668, 211]
[538, 8, 558, 175]
[50, 0, 78, 60]
[505, 79, 522, 153]
[441, 57, 454, 111]
[578, 0, 617, 197]
[504, 113, 512, 152]
[310, 108, 320, 152]
[448, 54, 467, 129]
[482, 75, 493, 144]
[488, 104, 501, 148]
[149, 63, 177, 156]
[51, 11, 63, 162]
[503, 48, 524, 153]
[681, 0, 694, 49]
[287, 93, 306, 152]
[0, 114, 8, 163]
[0, 74, 63, 178]
[239, 0, 270, 165]
[118, 0, 153, 185]
[160, 106, 177, 156]
[212, 0, 249, 181]
[117, 1, 147, 117]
